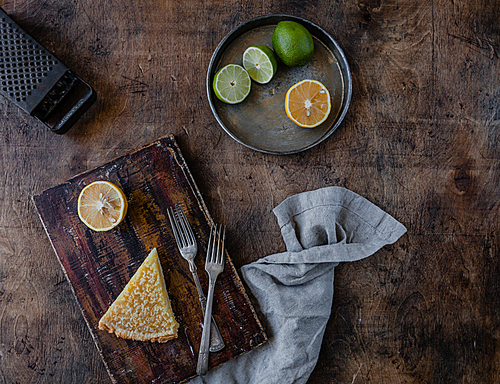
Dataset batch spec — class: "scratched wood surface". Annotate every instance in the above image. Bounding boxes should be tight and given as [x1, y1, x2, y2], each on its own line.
[32, 135, 266, 384]
[0, 0, 499, 383]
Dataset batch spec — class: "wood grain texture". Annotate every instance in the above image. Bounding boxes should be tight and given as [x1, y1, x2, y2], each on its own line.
[0, 0, 499, 383]
[32, 135, 266, 384]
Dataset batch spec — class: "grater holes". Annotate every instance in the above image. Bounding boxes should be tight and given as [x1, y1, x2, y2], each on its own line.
[0, 16, 70, 109]
[0, 21, 57, 74]
[6, 74, 36, 101]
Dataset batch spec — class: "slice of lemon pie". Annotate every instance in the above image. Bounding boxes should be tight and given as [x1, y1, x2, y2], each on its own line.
[98, 248, 179, 342]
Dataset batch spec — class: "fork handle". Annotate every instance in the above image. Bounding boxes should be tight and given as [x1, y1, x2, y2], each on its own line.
[197, 280, 216, 375]
[189, 268, 225, 352]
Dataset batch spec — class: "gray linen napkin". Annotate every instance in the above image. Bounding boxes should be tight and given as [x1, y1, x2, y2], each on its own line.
[189, 186, 407, 384]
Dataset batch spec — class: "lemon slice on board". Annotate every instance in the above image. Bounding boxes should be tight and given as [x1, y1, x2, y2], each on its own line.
[77, 181, 128, 231]
[285, 79, 331, 128]
[213, 64, 251, 104]
[242, 45, 278, 84]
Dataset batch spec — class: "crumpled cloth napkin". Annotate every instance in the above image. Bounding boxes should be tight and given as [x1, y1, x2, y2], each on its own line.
[190, 186, 407, 384]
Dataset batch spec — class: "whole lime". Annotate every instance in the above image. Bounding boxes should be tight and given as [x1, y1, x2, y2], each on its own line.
[272, 21, 314, 67]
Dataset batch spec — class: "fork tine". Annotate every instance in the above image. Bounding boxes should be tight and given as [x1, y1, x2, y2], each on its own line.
[173, 205, 188, 247]
[216, 224, 222, 264]
[206, 224, 225, 265]
[215, 225, 221, 264]
[218, 225, 226, 265]
[167, 207, 184, 248]
[175, 204, 195, 245]
[207, 224, 215, 263]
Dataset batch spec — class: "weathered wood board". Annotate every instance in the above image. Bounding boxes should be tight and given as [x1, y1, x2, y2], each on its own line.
[32, 134, 267, 384]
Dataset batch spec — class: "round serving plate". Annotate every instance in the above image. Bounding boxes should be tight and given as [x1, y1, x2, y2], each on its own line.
[206, 14, 352, 155]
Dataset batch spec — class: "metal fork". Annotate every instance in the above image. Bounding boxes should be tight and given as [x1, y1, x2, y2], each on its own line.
[196, 224, 226, 376]
[167, 204, 225, 353]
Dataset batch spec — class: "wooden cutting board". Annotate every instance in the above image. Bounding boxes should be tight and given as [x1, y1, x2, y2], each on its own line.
[33, 134, 267, 384]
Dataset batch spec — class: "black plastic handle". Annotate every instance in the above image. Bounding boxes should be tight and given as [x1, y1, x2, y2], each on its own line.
[49, 80, 97, 134]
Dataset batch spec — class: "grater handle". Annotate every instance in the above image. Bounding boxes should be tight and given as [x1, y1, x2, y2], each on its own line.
[50, 82, 96, 134]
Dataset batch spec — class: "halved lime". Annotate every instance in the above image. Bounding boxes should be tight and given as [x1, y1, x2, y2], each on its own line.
[213, 64, 251, 104]
[242, 45, 278, 84]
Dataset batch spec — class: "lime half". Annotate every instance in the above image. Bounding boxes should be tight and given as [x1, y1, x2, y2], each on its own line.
[243, 45, 278, 84]
[213, 64, 251, 104]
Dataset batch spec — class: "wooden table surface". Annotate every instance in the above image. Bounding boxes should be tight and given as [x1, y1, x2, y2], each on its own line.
[0, 0, 499, 383]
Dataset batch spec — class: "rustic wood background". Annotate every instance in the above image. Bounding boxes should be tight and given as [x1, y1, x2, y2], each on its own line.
[0, 0, 499, 383]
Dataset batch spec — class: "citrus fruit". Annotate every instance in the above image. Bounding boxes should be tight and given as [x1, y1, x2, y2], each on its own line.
[285, 79, 331, 128]
[213, 64, 251, 104]
[272, 21, 314, 67]
[242, 45, 278, 84]
[77, 181, 128, 231]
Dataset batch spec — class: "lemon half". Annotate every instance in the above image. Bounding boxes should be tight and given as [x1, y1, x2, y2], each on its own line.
[77, 181, 128, 231]
[285, 79, 331, 128]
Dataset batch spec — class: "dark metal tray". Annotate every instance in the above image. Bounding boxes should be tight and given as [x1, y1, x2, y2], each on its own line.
[207, 14, 352, 155]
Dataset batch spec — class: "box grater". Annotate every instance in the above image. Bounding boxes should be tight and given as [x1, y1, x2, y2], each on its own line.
[0, 8, 96, 134]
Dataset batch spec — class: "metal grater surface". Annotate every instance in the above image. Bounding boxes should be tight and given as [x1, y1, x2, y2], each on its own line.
[0, 7, 96, 134]
[0, 11, 69, 114]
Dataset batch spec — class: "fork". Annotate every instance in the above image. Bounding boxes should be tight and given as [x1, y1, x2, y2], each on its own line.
[167, 204, 225, 353]
[196, 224, 225, 376]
